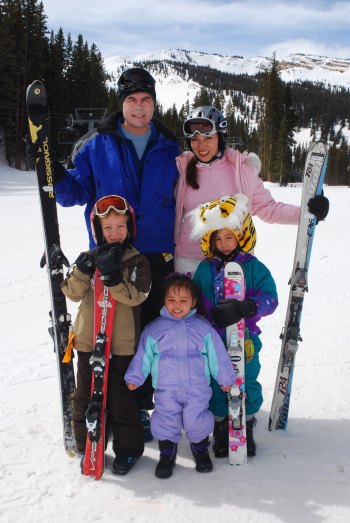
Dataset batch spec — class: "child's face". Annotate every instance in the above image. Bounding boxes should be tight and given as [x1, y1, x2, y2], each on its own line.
[214, 228, 238, 255]
[164, 285, 197, 319]
[100, 212, 128, 244]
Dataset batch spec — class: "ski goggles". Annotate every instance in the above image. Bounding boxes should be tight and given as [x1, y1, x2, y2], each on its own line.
[183, 118, 228, 139]
[93, 195, 130, 218]
[118, 79, 154, 93]
[183, 118, 217, 139]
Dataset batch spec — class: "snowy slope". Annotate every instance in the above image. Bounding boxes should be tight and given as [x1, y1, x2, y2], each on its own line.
[1, 163, 350, 523]
[106, 49, 350, 87]
[106, 49, 350, 112]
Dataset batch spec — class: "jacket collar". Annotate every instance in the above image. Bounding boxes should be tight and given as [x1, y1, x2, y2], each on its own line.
[160, 306, 197, 320]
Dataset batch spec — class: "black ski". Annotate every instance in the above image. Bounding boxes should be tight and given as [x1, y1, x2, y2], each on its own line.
[26, 80, 76, 455]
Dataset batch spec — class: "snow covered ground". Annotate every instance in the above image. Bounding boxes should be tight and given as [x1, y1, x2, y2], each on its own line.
[0, 162, 349, 523]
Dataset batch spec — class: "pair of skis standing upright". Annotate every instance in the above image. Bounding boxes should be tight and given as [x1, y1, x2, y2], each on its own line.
[27, 79, 328, 474]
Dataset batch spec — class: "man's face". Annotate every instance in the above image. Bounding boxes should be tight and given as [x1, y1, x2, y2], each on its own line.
[122, 92, 154, 135]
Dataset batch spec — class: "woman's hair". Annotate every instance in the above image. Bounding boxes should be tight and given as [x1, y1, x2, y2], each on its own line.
[186, 156, 200, 189]
[163, 274, 199, 303]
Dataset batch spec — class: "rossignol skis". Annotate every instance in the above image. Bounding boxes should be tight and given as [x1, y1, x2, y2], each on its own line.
[269, 140, 328, 431]
[26, 80, 76, 455]
[225, 262, 247, 464]
[82, 271, 116, 480]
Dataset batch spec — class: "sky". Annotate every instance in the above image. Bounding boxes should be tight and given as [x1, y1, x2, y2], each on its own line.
[41, 0, 350, 61]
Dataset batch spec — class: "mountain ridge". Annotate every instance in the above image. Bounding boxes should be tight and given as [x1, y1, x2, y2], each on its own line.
[105, 48, 350, 91]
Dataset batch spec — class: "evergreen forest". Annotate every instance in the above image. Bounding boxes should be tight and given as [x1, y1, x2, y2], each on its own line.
[0, 0, 349, 185]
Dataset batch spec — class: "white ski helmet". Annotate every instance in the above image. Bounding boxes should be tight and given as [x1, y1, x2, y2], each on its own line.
[183, 106, 228, 138]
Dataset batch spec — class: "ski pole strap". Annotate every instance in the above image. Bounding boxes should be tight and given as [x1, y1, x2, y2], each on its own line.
[62, 331, 75, 363]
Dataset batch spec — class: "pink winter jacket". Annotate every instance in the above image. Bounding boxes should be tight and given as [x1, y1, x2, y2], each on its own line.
[175, 148, 300, 260]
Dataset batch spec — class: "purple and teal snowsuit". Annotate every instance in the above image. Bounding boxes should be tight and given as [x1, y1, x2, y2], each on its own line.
[125, 307, 236, 444]
[193, 252, 278, 417]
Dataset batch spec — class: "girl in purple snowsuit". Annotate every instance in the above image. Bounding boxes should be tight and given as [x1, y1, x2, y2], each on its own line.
[125, 275, 236, 479]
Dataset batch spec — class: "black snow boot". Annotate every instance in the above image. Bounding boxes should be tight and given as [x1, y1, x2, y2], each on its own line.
[191, 436, 213, 473]
[246, 417, 257, 457]
[155, 440, 177, 479]
[213, 417, 229, 458]
[112, 455, 139, 475]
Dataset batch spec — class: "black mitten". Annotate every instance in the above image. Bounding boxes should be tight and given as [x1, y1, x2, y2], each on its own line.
[211, 299, 257, 328]
[307, 194, 329, 222]
[75, 251, 96, 275]
[25, 134, 66, 182]
[95, 242, 124, 286]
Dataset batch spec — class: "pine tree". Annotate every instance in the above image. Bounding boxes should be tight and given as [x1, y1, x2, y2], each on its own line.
[192, 87, 212, 108]
[0, 0, 18, 164]
[274, 85, 297, 185]
[258, 54, 284, 182]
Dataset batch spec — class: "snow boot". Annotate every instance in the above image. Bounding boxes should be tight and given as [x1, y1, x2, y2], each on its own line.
[213, 417, 229, 458]
[191, 436, 213, 473]
[246, 417, 257, 457]
[139, 409, 153, 442]
[112, 455, 139, 475]
[155, 440, 177, 479]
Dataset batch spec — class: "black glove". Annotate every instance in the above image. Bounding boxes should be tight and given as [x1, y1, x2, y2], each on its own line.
[211, 299, 257, 328]
[75, 251, 96, 275]
[25, 134, 66, 182]
[95, 242, 124, 286]
[307, 194, 329, 222]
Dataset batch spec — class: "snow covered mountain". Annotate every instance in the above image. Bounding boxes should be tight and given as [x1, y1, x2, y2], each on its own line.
[105, 49, 350, 111]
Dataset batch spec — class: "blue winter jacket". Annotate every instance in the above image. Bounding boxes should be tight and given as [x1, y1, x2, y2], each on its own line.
[125, 307, 236, 390]
[55, 112, 180, 252]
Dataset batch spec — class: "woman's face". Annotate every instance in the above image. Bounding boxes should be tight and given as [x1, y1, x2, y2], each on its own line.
[190, 133, 219, 162]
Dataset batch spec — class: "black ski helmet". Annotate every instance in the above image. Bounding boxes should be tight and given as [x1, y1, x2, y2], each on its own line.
[117, 67, 156, 106]
[90, 195, 136, 246]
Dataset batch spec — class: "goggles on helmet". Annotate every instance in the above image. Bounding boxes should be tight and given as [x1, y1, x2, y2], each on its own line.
[93, 195, 130, 218]
[118, 79, 154, 93]
[183, 118, 217, 139]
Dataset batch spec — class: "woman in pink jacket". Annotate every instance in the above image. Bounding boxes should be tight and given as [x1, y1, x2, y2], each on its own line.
[175, 106, 329, 274]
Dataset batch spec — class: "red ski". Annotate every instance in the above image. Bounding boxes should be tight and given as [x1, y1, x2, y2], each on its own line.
[82, 270, 116, 480]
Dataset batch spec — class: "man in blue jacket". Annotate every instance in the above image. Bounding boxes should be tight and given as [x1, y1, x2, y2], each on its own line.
[53, 68, 180, 326]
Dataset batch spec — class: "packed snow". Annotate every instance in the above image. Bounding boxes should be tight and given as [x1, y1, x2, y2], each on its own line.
[1, 161, 349, 523]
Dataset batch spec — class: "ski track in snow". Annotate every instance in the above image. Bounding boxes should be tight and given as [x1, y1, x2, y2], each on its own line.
[0, 165, 349, 523]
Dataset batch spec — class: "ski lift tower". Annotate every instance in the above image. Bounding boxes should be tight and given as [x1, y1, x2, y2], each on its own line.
[75, 108, 107, 133]
[230, 136, 244, 150]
